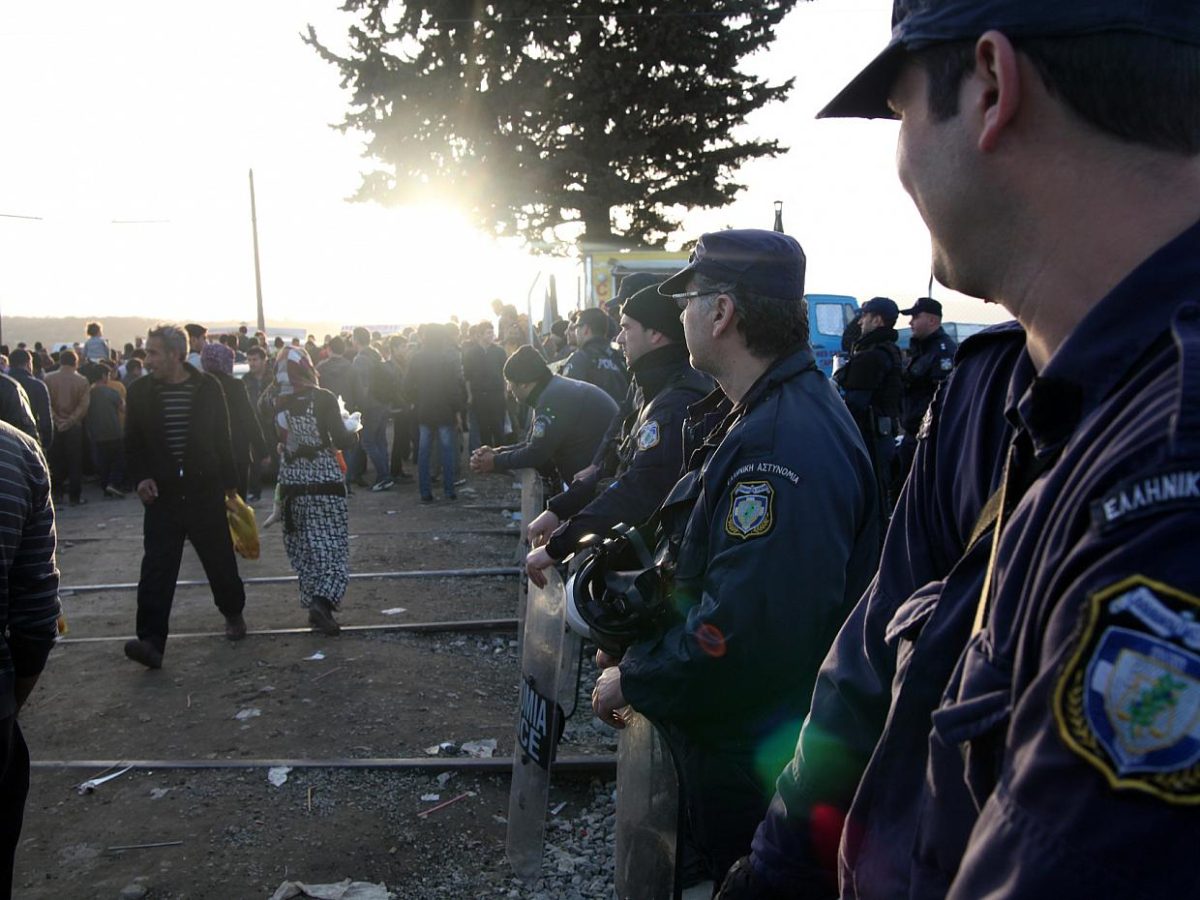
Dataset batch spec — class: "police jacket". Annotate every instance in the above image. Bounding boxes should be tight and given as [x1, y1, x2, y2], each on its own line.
[492, 374, 617, 485]
[746, 322, 1022, 897]
[910, 218, 1200, 900]
[542, 344, 710, 561]
[125, 364, 237, 499]
[619, 345, 879, 752]
[835, 327, 903, 432]
[561, 336, 629, 404]
[900, 325, 957, 435]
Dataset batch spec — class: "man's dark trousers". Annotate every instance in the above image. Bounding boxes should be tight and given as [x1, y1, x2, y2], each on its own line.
[0, 716, 29, 900]
[49, 425, 83, 502]
[136, 493, 245, 654]
[473, 393, 506, 447]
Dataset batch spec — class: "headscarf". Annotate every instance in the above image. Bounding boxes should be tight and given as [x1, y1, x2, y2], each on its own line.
[201, 341, 234, 376]
[275, 347, 318, 400]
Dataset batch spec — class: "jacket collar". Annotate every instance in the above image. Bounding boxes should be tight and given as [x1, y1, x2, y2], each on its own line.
[1007, 214, 1200, 456]
[630, 343, 691, 401]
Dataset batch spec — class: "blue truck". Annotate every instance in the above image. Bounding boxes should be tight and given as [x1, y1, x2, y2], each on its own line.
[806, 293, 860, 375]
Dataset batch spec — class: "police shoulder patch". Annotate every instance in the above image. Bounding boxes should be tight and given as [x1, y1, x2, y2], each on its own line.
[1054, 576, 1200, 804]
[939, 357, 953, 372]
[636, 420, 661, 451]
[725, 480, 774, 540]
[531, 415, 551, 439]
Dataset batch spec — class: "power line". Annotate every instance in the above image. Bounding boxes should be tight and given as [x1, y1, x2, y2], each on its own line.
[0, 213, 42, 221]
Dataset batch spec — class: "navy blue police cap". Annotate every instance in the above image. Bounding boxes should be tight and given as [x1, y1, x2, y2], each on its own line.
[820, 0, 1200, 120]
[658, 229, 806, 302]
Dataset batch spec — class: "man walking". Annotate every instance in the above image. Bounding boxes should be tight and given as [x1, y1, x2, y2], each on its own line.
[123, 325, 247, 669]
[43, 350, 90, 506]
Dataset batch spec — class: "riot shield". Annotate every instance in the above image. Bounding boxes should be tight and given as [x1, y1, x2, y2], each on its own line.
[615, 712, 681, 900]
[516, 468, 545, 655]
[506, 566, 567, 880]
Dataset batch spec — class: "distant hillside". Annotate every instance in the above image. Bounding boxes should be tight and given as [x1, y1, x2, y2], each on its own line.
[0, 317, 346, 350]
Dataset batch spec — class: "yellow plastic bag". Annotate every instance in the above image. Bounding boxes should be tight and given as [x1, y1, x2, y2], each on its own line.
[226, 493, 260, 560]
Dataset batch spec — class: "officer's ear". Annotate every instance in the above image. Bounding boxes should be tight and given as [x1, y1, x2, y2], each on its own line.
[710, 292, 737, 340]
[973, 30, 1021, 154]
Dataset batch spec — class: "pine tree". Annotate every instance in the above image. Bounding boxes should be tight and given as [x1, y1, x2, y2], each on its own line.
[305, 1, 798, 248]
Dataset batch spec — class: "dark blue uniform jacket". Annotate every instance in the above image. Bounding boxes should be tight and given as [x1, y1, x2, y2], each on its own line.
[543, 343, 710, 561]
[492, 374, 617, 485]
[755, 216, 1200, 899]
[620, 345, 878, 754]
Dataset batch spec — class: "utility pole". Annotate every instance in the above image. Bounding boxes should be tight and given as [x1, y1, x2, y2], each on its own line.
[249, 169, 266, 333]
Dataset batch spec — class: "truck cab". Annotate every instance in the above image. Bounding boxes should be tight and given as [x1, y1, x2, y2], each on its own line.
[806, 293, 859, 375]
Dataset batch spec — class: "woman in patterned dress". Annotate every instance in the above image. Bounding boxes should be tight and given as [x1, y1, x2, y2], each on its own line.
[273, 348, 358, 634]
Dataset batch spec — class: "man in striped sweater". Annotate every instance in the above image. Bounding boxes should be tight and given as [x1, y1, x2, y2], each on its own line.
[123, 324, 247, 669]
[0, 418, 61, 896]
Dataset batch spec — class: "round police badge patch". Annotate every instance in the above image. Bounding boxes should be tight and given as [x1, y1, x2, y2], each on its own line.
[725, 480, 774, 540]
[1054, 576, 1200, 804]
[636, 420, 661, 451]
[531, 416, 550, 439]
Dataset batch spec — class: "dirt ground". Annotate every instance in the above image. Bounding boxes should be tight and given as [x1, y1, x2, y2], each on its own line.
[13, 468, 616, 899]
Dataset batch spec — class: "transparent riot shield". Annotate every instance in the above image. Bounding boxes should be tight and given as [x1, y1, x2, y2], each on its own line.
[506, 566, 567, 880]
[516, 468, 545, 654]
[615, 712, 681, 900]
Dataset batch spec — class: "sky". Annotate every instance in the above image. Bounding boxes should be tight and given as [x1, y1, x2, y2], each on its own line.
[0, 1, 1009, 332]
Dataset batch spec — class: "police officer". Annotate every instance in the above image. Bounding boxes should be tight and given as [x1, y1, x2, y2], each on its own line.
[561, 307, 629, 403]
[590, 229, 879, 887]
[523, 284, 711, 586]
[834, 296, 903, 514]
[469, 345, 617, 486]
[722, 2, 1200, 897]
[898, 296, 956, 473]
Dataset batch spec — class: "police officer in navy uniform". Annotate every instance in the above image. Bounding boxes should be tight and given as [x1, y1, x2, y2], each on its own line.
[720, 1, 1200, 898]
[561, 306, 630, 404]
[590, 229, 879, 888]
[523, 284, 711, 586]
[899, 296, 957, 473]
[469, 345, 617, 486]
[834, 296, 904, 515]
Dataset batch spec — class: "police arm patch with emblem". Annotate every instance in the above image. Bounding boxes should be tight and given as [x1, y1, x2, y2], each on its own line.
[725, 480, 774, 539]
[531, 415, 550, 439]
[1053, 576, 1200, 804]
[635, 420, 661, 451]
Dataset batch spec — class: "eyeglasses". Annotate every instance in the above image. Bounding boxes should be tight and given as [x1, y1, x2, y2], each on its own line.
[670, 286, 735, 311]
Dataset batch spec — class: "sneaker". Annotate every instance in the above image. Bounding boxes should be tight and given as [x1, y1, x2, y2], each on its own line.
[370, 480, 392, 493]
[224, 613, 247, 641]
[104, 485, 126, 499]
[308, 598, 341, 636]
[124, 639, 163, 669]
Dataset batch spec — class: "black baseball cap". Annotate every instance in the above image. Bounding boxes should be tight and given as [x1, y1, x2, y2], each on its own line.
[860, 296, 900, 326]
[901, 296, 943, 317]
[819, 0, 1200, 120]
[659, 229, 806, 302]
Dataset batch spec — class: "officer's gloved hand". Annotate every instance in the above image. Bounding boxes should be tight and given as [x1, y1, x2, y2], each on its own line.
[716, 857, 793, 900]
